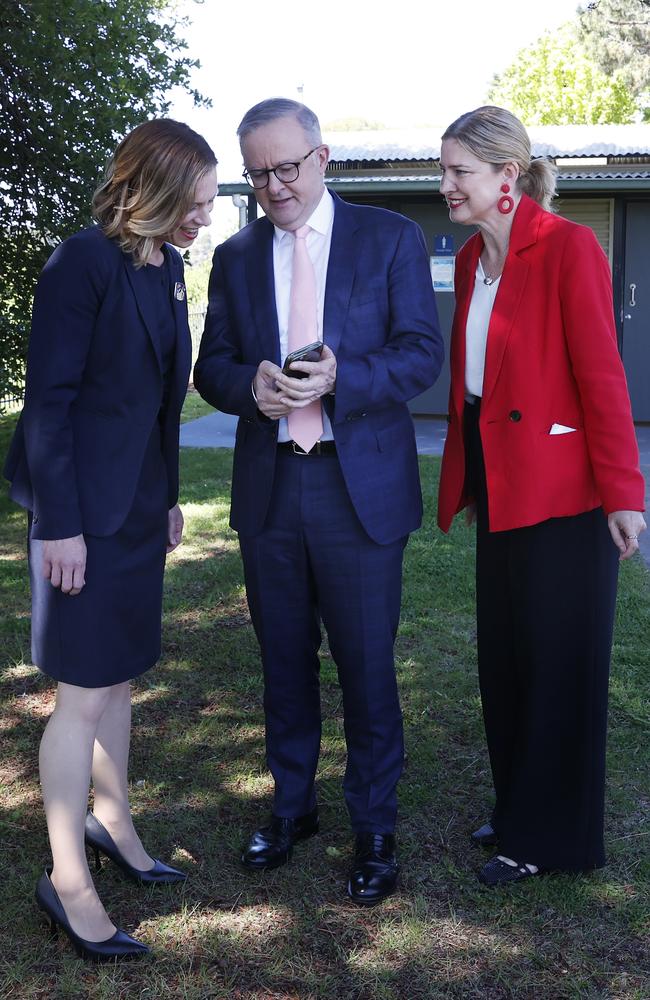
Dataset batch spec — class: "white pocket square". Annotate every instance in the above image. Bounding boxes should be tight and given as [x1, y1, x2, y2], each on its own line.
[549, 423, 577, 435]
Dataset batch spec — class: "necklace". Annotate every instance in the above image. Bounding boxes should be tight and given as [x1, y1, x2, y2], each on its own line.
[479, 255, 503, 286]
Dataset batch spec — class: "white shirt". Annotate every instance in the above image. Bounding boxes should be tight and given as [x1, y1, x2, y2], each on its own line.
[273, 188, 334, 442]
[465, 259, 501, 399]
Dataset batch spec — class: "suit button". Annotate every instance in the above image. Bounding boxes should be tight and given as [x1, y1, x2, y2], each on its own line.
[509, 410, 522, 422]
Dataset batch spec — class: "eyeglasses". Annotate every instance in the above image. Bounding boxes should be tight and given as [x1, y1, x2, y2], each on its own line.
[242, 146, 322, 189]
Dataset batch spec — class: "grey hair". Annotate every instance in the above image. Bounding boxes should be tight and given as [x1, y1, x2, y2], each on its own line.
[442, 105, 557, 211]
[237, 98, 322, 145]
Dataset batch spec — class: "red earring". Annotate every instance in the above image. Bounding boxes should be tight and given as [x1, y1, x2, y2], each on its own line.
[498, 182, 514, 214]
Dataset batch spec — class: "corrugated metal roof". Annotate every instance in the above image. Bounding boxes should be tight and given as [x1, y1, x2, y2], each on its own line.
[325, 124, 650, 162]
[559, 169, 650, 180]
[325, 169, 650, 184]
[327, 174, 440, 183]
[216, 125, 650, 193]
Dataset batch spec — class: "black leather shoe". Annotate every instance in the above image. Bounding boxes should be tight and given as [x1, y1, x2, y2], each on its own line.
[478, 855, 543, 886]
[241, 807, 319, 870]
[85, 812, 187, 885]
[347, 833, 398, 907]
[35, 868, 149, 963]
[470, 822, 498, 848]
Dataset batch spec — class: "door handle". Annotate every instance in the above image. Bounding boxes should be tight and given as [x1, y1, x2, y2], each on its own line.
[629, 283, 636, 307]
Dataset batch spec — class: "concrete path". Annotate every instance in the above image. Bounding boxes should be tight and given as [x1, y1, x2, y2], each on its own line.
[180, 411, 450, 452]
[181, 412, 650, 567]
[635, 426, 650, 567]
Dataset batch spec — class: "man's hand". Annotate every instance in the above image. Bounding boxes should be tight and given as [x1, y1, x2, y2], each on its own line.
[275, 344, 337, 408]
[253, 360, 293, 420]
[42, 534, 87, 595]
[167, 504, 184, 553]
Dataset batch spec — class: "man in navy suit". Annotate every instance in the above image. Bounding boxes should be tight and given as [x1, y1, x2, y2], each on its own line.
[194, 98, 442, 905]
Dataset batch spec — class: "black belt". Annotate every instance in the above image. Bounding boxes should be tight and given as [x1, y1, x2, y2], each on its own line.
[277, 440, 337, 456]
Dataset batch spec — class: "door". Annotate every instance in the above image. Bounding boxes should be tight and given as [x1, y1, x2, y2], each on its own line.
[623, 203, 650, 422]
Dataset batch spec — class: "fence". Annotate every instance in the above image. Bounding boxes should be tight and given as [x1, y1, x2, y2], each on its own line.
[1, 384, 24, 412]
[188, 308, 207, 368]
[1, 310, 208, 412]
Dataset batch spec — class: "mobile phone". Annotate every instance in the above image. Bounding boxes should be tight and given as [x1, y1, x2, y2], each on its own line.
[282, 341, 324, 379]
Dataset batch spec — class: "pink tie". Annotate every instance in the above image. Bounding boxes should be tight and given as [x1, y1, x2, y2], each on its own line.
[287, 225, 323, 452]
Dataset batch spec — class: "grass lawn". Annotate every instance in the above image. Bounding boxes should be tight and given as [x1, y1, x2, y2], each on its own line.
[0, 404, 648, 999]
[180, 388, 215, 424]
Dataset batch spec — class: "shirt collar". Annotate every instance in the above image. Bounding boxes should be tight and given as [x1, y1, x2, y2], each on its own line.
[274, 188, 334, 244]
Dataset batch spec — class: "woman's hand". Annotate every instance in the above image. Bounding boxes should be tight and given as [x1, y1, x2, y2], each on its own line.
[42, 535, 87, 595]
[607, 510, 647, 560]
[167, 504, 184, 553]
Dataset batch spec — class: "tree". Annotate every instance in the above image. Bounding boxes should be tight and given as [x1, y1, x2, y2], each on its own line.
[184, 259, 212, 314]
[323, 117, 388, 131]
[488, 22, 637, 126]
[0, 0, 207, 402]
[579, 0, 650, 119]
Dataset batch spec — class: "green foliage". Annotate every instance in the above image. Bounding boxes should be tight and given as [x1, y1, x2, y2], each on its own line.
[323, 117, 388, 131]
[488, 22, 638, 125]
[579, 0, 650, 119]
[186, 228, 215, 266]
[183, 258, 211, 313]
[0, 0, 207, 402]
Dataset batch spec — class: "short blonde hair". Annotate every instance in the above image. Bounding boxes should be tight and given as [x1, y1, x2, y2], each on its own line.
[92, 119, 217, 266]
[442, 106, 557, 211]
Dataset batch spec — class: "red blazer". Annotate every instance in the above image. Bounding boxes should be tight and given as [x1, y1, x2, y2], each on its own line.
[437, 195, 645, 533]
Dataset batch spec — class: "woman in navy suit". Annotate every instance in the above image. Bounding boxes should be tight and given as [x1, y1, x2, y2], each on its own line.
[4, 120, 217, 960]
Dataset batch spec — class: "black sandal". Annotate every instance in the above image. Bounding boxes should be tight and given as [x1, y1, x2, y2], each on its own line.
[478, 855, 542, 886]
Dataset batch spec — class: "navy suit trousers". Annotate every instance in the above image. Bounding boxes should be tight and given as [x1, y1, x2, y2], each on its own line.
[238, 450, 406, 833]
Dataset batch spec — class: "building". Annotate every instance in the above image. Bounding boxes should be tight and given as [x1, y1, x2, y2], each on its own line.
[218, 125, 650, 422]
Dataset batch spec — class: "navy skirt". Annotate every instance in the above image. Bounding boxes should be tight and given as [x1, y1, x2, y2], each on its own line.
[28, 424, 169, 688]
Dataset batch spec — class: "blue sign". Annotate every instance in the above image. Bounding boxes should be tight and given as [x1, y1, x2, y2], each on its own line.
[434, 234, 454, 255]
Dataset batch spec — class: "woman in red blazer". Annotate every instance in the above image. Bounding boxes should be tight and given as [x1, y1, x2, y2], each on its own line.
[437, 106, 646, 886]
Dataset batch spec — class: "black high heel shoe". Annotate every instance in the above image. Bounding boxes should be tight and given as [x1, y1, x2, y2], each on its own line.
[85, 812, 187, 885]
[35, 868, 149, 963]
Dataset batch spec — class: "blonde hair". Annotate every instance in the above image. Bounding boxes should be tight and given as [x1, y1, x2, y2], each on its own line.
[92, 119, 217, 266]
[442, 106, 557, 211]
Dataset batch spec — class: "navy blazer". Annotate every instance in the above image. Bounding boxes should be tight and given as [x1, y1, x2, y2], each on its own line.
[194, 192, 443, 545]
[4, 226, 191, 540]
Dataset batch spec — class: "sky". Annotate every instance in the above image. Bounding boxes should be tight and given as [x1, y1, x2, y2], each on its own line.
[168, 0, 586, 238]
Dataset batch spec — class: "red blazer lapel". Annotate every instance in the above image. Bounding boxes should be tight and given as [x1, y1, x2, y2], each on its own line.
[481, 196, 542, 407]
[451, 236, 481, 420]
[481, 256, 529, 406]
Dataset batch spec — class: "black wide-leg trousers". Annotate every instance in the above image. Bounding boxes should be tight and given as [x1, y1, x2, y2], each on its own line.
[465, 400, 619, 871]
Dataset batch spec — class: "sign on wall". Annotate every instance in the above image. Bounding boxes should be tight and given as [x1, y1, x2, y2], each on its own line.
[431, 234, 455, 292]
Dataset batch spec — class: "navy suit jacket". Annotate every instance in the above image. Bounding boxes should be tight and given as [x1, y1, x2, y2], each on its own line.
[4, 226, 191, 539]
[194, 192, 443, 545]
